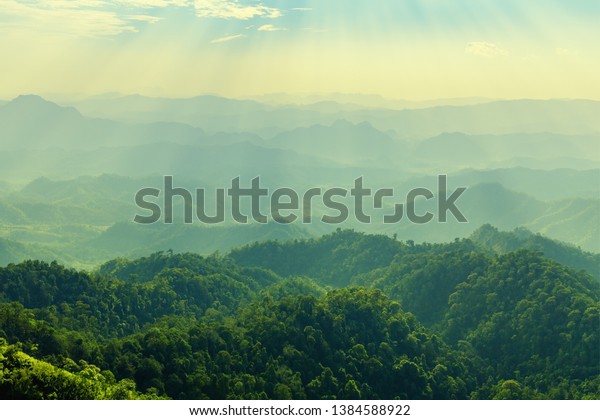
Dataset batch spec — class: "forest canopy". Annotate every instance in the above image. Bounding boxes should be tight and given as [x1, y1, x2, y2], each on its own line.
[0, 228, 598, 400]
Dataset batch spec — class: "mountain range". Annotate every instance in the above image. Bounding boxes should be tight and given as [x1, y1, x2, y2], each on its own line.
[0, 94, 599, 266]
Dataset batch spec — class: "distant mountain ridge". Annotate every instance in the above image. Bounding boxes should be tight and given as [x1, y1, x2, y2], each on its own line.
[412, 132, 600, 169]
[5, 94, 599, 139]
[268, 119, 403, 165]
[1, 94, 599, 265]
[2, 95, 598, 185]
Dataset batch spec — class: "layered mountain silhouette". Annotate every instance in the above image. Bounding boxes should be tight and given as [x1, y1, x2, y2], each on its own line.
[0, 94, 599, 265]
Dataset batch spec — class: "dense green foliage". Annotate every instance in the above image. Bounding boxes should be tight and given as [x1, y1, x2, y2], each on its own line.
[0, 339, 160, 399]
[0, 229, 598, 399]
[230, 229, 406, 287]
[471, 224, 600, 279]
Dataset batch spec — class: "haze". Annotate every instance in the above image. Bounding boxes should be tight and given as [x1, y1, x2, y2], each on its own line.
[0, 0, 598, 100]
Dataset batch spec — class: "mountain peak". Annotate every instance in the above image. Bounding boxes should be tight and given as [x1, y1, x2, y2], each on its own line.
[5, 94, 82, 118]
[11, 94, 50, 105]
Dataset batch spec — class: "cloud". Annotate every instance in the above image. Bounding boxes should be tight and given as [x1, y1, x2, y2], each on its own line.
[118, 0, 191, 7]
[0, 0, 137, 37]
[465, 42, 508, 57]
[28, 1, 109, 8]
[195, 0, 281, 20]
[257, 24, 284, 31]
[0, 0, 283, 38]
[127, 14, 163, 23]
[0, 0, 193, 38]
[210, 33, 245, 43]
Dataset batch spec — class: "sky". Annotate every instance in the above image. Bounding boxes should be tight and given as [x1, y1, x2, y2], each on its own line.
[0, 0, 598, 100]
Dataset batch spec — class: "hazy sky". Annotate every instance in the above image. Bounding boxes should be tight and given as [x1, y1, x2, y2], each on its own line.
[0, 0, 598, 100]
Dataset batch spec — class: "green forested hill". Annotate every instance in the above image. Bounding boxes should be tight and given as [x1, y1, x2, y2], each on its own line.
[0, 339, 159, 399]
[229, 229, 407, 287]
[0, 237, 64, 267]
[0, 230, 598, 399]
[0, 172, 598, 272]
[470, 224, 600, 279]
[231, 225, 599, 283]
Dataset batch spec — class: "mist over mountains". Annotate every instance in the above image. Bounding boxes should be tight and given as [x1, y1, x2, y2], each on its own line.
[61, 94, 600, 136]
[3, 0, 600, 402]
[1, 93, 599, 402]
[0, 93, 599, 268]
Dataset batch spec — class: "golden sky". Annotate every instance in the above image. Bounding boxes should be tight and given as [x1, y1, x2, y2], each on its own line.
[0, 0, 598, 100]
